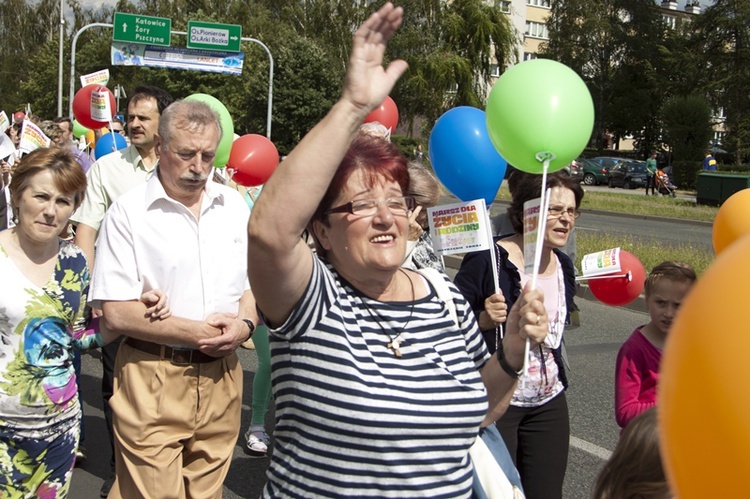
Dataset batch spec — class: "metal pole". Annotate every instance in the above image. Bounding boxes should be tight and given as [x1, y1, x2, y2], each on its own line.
[69, 23, 112, 118]
[57, 0, 64, 117]
[242, 37, 274, 140]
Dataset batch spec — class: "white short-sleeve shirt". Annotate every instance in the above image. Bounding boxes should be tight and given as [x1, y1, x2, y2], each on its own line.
[70, 145, 154, 231]
[89, 172, 250, 328]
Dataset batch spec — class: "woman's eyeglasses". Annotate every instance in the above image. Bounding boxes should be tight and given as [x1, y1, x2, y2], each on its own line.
[548, 205, 581, 220]
[326, 196, 415, 217]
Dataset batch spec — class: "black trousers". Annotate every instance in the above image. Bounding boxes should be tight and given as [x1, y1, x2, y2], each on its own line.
[646, 175, 656, 194]
[496, 391, 569, 499]
[102, 336, 123, 472]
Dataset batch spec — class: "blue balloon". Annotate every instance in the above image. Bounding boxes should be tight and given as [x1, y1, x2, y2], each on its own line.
[428, 107, 507, 206]
[94, 132, 128, 160]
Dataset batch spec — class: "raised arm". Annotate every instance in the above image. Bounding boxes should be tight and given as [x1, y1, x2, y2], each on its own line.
[247, 3, 408, 326]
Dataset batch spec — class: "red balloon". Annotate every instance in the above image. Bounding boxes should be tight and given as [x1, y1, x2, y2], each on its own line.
[226, 134, 279, 187]
[364, 96, 399, 132]
[588, 250, 646, 306]
[13, 112, 25, 123]
[73, 84, 116, 130]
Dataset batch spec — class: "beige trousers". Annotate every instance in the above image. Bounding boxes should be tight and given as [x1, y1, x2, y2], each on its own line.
[107, 342, 242, 499]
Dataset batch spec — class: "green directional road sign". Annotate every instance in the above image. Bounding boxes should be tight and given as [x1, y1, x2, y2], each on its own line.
[187, 21, 242, 52]
[113, 12, 171, 47]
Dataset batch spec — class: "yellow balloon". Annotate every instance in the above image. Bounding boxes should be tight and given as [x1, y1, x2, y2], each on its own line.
[659, 233, 750, 498]
[713, 188, 750, 254]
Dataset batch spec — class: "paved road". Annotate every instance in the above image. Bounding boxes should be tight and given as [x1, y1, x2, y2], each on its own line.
[70, 189, 699, 497]
[69, 294, 648, 498]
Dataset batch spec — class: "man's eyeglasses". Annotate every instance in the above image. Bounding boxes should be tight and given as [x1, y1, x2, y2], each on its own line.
[548, 205, 581, 219]
[326, 196, 415, 217]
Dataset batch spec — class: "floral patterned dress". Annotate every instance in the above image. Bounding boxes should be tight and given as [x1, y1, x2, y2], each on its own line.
[0, 239, 102, 498]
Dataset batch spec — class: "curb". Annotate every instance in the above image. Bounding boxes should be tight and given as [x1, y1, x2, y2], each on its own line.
[443, 254, 648, 314]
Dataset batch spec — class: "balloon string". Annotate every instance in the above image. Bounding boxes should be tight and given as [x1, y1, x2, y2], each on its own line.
[485, 205, 504, 340]
[523, 160, 551, 381]
[109, 125, 117, 153]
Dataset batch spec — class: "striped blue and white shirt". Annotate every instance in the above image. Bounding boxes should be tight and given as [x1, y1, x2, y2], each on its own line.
[262, 256, 490, 498]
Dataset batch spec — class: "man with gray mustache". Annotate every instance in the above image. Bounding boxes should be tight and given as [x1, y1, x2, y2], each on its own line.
[89, 99, 258, 499]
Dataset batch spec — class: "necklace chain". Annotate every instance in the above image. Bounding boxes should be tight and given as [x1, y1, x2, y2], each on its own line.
[359, 268, 415, 358]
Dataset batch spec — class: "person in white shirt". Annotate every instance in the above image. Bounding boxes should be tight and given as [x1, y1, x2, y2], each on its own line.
[89, 99, 257, 499]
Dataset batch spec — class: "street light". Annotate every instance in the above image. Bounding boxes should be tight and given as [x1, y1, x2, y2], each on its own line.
[57, 0, 65, 117]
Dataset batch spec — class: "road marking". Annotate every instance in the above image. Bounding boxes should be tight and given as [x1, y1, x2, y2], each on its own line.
[570, 436, 612, 460]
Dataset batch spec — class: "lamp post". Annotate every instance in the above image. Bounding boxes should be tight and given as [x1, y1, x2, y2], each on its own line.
[57, 0, 65, 117]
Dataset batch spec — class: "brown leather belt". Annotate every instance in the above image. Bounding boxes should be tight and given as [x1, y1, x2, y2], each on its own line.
[126, 338, 218, 365]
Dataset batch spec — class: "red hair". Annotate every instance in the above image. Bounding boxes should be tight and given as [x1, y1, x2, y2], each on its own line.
[311, 133, 409, 225]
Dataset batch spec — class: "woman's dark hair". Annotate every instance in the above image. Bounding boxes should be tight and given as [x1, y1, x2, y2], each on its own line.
[309, 133, 409, 255]
[506, 169, 584, 234]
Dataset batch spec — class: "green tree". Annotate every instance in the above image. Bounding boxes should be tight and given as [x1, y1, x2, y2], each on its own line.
[661, 94, 712, 187]
[692, 0, 750, 164]
[542, 0, 666, 155]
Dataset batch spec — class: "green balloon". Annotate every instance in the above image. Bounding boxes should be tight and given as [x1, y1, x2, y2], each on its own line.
[184, 93, 235, 168]
[485, 59, 594, 174]
[72, 119, 90, 139]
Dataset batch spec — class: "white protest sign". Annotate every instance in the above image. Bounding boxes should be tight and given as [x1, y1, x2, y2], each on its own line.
[581, 247, 623, 278]
[18, 120, 51, 154]
[80, 69, 110, 88]
[90, 88, 112, 123]
[522, 189, 551, 275]
[0, 111, 9, 134]
[428, 199, 490, 255]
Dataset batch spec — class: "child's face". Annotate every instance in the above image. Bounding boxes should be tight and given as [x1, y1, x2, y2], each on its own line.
[646, 279, 692, 336]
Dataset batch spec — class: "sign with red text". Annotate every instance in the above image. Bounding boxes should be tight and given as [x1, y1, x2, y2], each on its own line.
[428, 199, 490, 255]
[80, 69, 110, 88]
[581, 247, 623, 278]
[523, 190, 551, 275]
[18, 120, 50, 155]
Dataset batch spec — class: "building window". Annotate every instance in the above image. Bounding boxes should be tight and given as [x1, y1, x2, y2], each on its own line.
[490, 64, 501, 77]
[527, 0, 551, 7]
[713, 131, 725, 146]
[662, 14, 676, 29]
[712, 107, 726, 120]
[523, 52, 538, 61]
[525, 21, 548, 39]
[496, 0, 511, 13]
[447, 83, 458, 94]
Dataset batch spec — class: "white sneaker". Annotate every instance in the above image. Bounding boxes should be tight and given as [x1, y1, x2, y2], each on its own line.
[244, 428, 270, 458]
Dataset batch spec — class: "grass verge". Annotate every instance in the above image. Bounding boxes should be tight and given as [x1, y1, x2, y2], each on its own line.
[576, 232, 714, 277]
[495, 185, 719, 222]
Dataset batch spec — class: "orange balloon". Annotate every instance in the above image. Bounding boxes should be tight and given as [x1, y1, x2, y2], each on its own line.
[85, 129, 95, 149]
[713, 188, 750, 254]
[659, 233, 750, 498]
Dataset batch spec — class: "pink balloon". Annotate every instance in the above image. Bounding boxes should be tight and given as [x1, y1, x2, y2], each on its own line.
[589, 251, 646, 306]
[364, 96, 399, 132]
[227, 134, 279, 187]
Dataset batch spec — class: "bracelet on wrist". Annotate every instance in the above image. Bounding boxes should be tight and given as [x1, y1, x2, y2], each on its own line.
[241, 319, 256, 341]
[497, 348, 523, 379]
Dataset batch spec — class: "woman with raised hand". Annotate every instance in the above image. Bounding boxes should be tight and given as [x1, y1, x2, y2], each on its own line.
[247, 3, 548, 497]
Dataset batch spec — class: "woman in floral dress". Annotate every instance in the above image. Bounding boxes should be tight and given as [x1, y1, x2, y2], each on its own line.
[0, 147, 114, 498]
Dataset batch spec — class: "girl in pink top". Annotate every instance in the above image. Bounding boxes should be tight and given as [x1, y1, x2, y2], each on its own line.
[615, 261, 696, 429]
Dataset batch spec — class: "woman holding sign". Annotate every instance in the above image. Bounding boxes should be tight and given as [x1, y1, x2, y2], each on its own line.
[246, 4, 550, 497]
[454, 170, 583, 499]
